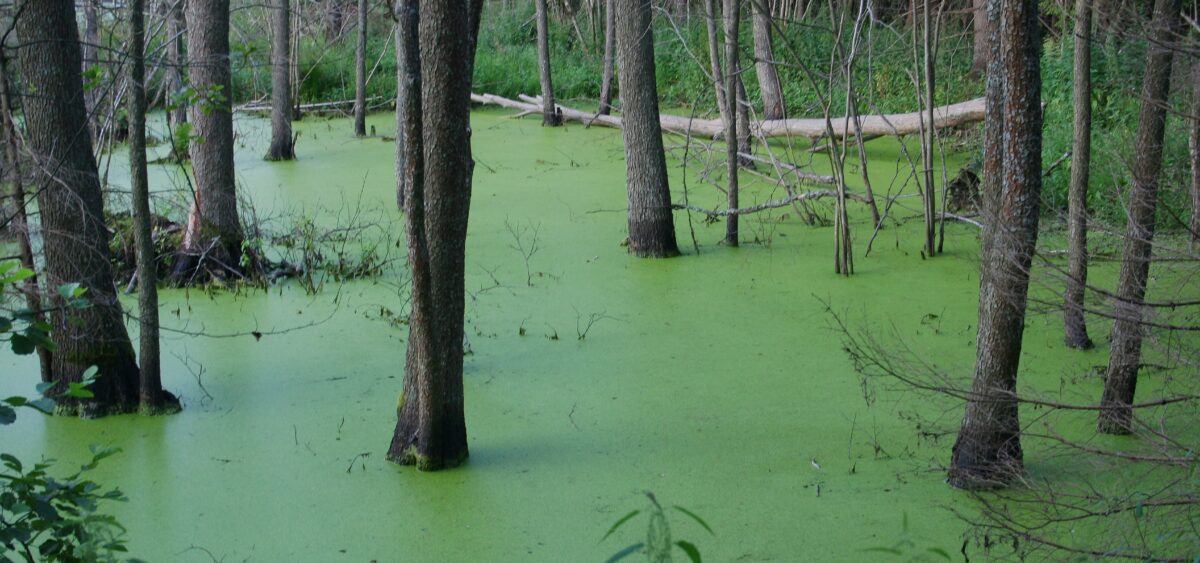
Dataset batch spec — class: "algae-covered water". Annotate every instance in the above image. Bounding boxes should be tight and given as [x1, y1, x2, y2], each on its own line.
[0, 109, 1151, 561]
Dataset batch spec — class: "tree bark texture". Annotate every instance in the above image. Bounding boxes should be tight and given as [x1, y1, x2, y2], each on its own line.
[166, 0, 189, 132]
[970, 0, 987, 76]
[354, 0, 367, 137]
[82, 0, 101, 142]
[16, 0, 141, 416]
[724, 0, 740, 245]
[536, 0, 562, 126]
[616, 0, 681, 258]
[1098, 0, 1182, 435]
[386, 0, 484, 471]
[1064, 0, 1093, 350]
[1190, 63, 1200, 248]
[948, 0, 1042, 490]
[751, 2, 784, 119]
[598, 0, 616, 116]
[266, 0, 295, 160]
[179, 0, 244, 276]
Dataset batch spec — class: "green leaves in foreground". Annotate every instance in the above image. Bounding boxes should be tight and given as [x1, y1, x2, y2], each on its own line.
[601, 492, 714, 563]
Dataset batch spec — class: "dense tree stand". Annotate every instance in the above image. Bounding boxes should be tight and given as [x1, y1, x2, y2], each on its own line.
[386, 0, 483, 471]
[948, 0, 1042, 490]
[16, 0, 143, 417]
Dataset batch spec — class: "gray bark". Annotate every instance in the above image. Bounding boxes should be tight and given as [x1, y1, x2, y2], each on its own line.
[354, 0, 367, 136]
[1064, 0, 1093, 350]
[724, 0, 740, 245]
[970, 0, 987, 76]
[617, 0, 681, 257]
[598, 0, 616, 115]
[751, 2, 784, 119]
[948, 0, 1042, 490]
[166, 0, 188, 131]
[16, 0, 140, 416]
[178, 0, 245, 276]
[536, 0, 562, 125]
[1098, 0, 1183, 435]
[267, 0, 295, 160]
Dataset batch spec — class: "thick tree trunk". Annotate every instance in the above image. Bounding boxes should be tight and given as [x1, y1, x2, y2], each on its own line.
[751, 3, 784, 119]
[536, 0, 562, 126]
[266, 0, 295, 160]
[617, 0, 681, 258]
[129, 0, 179, 413]
[1064, 0, 1093, 350]
[0, 51, 51, 383]
[1098, 0, 1182, 435]
[970, 0, 987, 77]
[177, 0, 245, 279]
[166, 0, 189, 133]
[16, 0, 141, 416]
[386, 0, 484, 471]
[354, 0, 367, 136]
[724, 0, 740, 245]
[948, 0, 1042, 490]
[598, 0, 616, 116]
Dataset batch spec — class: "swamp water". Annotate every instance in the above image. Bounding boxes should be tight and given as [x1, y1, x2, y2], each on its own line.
[0, 109, 1153, 560]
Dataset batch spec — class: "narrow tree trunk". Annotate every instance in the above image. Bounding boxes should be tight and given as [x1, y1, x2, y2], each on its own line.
[166, 0, 188, 132]
[597, 0, 616, 116]
[326, 0, 345, 41]
[266, 0, 296, 160]
[948, 0, 1042, 490]
[617, 0, 681, 258]
[970, 0, 987, 77]
[0, 50, 51, 383]
[1190, 63, 1200, 248]
[724, 0, 740, 245]
[921, 0, 937, 258]
[354, 0, 368, 137]
[751, 2, 784, 119]
[16, 0, 141, 416]
[387, 0, 484, 471]
[1064, 0, 1093, 349]
[705, 0, 729, 124]
[735, 71, 753, 166]
[82, 0, 101, 142]
[129, 0, 179, 413]
[536, 0, 562, 126]
[1098, 0, 1182, 435]
[176, 0, 245, 280]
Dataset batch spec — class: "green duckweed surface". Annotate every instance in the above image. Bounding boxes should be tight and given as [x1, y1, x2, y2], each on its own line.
[0, 109, 1173, 561]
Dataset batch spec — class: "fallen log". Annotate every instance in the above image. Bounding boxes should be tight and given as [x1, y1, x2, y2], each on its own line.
[471, 92, 986, 141]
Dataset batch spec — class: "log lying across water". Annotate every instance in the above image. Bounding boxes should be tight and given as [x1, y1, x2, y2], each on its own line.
[471, 93, 986, 141]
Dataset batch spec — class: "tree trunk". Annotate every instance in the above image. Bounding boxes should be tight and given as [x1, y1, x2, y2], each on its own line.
[0, 50, 51, 383]
[970, 0, 987, 77]
[386, 0, 484, 471]
[617, 0, 681, 258]
[82, 0, 101, 142]
[326, 0, 345, 41]
[16, 0, 141, 416]
[724, 0, 740, 245]
[948, 0, 1042, 490]
[266, 0, 295, 160]
[705, 0, 729, 124]
[129, 0, 179, 413]
[536, 0, 562, 126]
[751, 2, 784, 119]
[1190, 63, 1200, 248]
[597, 0, 616, 116]
[921, 0, 937, 257]
[177, 0, 245, 280]
[1064, 0, 1093, 350]
[394, 1, 414, 209]
[1098, 0, 1182, 435]
[166, 0, 189, 134]
[354, 0, 368, 137]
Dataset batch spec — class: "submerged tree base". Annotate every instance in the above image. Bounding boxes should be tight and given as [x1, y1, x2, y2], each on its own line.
[387, 445, 469, 472]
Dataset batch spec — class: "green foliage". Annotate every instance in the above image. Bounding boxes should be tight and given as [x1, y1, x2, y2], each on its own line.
[601, 492, 713, 563]
[0, 263, 133, 561]
[0, 446, 134, 562]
